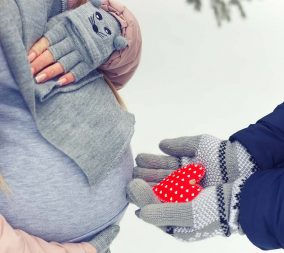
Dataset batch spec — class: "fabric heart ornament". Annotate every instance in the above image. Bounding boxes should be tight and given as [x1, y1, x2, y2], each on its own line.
[153, 164, 206, 203]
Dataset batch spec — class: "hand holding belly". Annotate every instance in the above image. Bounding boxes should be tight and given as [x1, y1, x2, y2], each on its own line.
[28, 37, 75, 86]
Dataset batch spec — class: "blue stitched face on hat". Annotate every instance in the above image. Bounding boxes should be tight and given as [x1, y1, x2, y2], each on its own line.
[88, 0, 128, 51]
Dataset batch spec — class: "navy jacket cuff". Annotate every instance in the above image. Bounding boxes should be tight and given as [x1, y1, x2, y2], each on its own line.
[230, 103, 284, 170]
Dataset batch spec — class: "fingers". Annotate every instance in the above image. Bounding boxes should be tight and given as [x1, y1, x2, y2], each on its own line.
[32, 60, 75, 86]
[28, 37, 50, 62]
[28, 36, 75, 84]
[89, 225, 120, 253]
[30, 49, 75, 85]
[35, 66, 75, 86]
[159, 136, 202, 157]
[137, 202, 193, 227]
[133, 166, 175, 183]
[67, 61, 90, 82]
[57, 72, 76, 86]
[135, 154, 181, 170]
[30, 50, 55, 76]
[134, 153, 197, 184]
[34, 62, 75, 85]
[35, 62, 64, 83]
[126, 179, 161, 208]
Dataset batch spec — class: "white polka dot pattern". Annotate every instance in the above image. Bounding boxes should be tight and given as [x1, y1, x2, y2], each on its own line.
[153, 164, 206, 203]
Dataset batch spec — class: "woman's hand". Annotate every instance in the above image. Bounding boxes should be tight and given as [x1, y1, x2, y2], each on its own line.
[28, 37, 75, 86]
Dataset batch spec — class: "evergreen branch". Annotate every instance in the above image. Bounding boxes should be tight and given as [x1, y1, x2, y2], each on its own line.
[187, 0, 251, 25]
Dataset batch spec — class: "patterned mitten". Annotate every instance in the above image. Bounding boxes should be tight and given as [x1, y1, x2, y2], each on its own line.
[89, 225, 119, 253]
[44, 0, 128, 82]
[127, 177, 250, 242]
[134, 135, 258, 188]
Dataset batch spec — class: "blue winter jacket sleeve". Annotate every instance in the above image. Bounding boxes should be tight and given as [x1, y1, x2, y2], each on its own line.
[230, 102, 284, 170]
[239, 168, 284, 250]
[230, 102, 284, 250]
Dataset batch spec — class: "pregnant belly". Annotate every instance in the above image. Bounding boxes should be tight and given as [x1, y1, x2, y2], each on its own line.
[0, 137, 133, 242]
[0, 39, 133, 242]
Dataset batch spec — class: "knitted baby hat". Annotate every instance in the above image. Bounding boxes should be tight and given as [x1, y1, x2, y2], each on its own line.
[98, 0, 142, 88]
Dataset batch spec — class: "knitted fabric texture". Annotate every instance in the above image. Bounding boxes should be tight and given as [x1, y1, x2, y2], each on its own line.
[133, 135, 258, 188]
[0, 42, 133, 243]
[167, 141, 258, 240]
[127, 179, 234, 240]
[127, 177, 254, 242]
[44, 1, 127, 83]
[172, 177, 248, 241]
[128, 136, 259, 242]
[0, 0, 135, 188]
[167, 135, 255, 187]
[66, 0, 142, 88]
[65, 0, 142, 88]
[89, 225, 119, 252]
[172, 184, 232, 241]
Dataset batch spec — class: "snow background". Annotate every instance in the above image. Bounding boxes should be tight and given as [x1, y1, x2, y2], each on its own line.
[114, 0, 284, 252]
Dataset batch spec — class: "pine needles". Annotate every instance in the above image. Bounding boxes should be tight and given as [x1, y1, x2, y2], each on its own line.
[187, 0, 250, 26]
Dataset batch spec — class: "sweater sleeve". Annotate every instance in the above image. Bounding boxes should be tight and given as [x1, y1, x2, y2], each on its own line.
[0, 214, 97, 253]
[239, 168, 284, 250]
[230, 102, 284, 170]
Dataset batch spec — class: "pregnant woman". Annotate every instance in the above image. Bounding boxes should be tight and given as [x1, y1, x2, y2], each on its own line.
[0, 0, 141, 252]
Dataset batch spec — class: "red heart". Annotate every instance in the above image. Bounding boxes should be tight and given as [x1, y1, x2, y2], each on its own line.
[153, 164, 206, 203]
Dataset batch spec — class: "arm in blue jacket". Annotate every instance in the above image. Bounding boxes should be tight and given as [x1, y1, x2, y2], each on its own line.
[239, 168, 284, 250]
[230, 102, 284, 170]
[230, 102, 284, 250]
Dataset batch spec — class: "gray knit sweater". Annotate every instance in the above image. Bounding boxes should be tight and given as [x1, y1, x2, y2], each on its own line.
[0, 44, 133, 241]
[0, 0, 135, 186]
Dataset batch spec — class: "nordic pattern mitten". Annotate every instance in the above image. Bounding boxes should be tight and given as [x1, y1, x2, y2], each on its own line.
[127, 176, 252, 242]
[44, 0, 128, 82]
[134, 135, 259, 188]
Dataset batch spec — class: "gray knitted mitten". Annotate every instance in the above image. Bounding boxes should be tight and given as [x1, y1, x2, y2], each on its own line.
[89, 225, 119, 253]
[134, 135, 259, 188]
[127, 177, 250, 242]
[44, 0, 128, 82]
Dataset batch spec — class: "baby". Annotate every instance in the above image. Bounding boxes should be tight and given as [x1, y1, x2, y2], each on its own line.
[0, 0, 141, 252]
